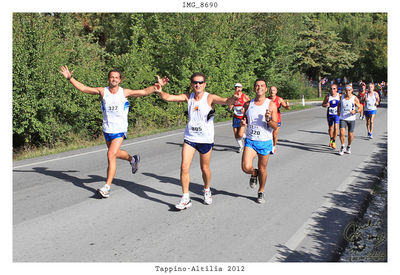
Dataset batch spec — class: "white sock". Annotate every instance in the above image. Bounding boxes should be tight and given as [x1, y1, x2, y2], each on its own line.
[204, 188, 210, 192]
[236, 138, 243, 147]
[182, 193, 190, 199]
[104, 184, 110, 190]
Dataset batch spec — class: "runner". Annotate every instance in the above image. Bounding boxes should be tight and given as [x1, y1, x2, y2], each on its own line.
[229, 83, 250, 153]
[238, 78, 278, 204]
[60, 65, 164, 198]
[155, 73, 238, 210]
[322, 84, 340, 149]
[268, 86, 289, 154]
[337, 84, 362, 155]
[363, 82, 380, 139]
[358, 82, 367, 120]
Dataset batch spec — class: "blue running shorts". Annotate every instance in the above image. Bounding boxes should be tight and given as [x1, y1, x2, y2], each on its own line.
[327, 115, 340, 126]
[184, 139, 214, 154]
[244, 138, 273, 156]
[103, 132, 127, 142]
[232, 117, 242, 128]
[364, 110, 377, 118]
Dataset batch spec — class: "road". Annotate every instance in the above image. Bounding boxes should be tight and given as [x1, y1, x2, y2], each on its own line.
[13, 101, 387, 262]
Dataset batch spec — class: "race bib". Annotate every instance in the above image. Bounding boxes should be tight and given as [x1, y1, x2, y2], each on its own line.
[328, 106, 338, 115]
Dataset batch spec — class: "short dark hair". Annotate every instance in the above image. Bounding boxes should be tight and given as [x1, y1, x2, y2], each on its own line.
[254, 78, 267, 88]
[190, 72, 206, 82]
[108, 69, 123, 79]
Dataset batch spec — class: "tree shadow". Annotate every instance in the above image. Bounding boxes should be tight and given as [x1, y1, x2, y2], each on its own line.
[272, 136, 387, 262]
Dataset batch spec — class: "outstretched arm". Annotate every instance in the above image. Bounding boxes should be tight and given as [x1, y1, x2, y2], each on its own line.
[123, 75, 169, 98]
[210, 93, 239, 106]
[60, 65, 102, 95]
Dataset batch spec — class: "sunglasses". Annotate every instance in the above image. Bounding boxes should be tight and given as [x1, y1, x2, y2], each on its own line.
[191, 81, 205, 84]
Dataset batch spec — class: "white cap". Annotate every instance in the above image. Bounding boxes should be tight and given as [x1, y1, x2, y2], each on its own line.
[234, 83, 242, 87]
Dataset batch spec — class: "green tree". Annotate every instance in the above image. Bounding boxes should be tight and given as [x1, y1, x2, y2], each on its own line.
[293, 15, 358, 97]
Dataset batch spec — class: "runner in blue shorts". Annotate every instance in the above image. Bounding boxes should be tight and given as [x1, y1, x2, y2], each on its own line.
[322, 84, 340, 150]
[60, 65, 165, 198]
[156, 72, 239, 210]
[362, 83, 380, 139]
[238, 78, 278, 204]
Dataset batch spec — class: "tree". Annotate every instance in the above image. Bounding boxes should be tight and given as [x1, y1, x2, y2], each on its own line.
[293, 15, 358, 97]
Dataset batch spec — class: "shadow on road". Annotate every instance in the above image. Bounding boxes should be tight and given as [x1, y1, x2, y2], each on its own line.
[271, 135, 387, 262]
[142, 172, 256, 203]
[278, 139, 334, 154]
[13, 167, 179, 209]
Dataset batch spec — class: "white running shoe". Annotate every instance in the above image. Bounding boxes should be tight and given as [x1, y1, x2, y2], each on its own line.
[339, 146, 345, 156]
[345, 146, 351, 154]
[203, 189, 212, 205]
[98, 184, 110, 198]
[175, 197, 192, 210]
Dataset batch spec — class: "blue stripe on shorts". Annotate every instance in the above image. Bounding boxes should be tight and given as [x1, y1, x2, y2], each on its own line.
[244, 138, 273, 156]
[103, 132, 127, 142]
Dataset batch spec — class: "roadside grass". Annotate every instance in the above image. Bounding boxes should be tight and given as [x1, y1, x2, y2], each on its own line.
[13, 104, 318, 161]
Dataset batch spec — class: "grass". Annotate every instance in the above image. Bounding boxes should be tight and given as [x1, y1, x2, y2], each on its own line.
[13, 103, 317, 161]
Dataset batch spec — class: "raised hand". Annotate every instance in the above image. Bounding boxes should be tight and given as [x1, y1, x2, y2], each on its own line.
[157, 75, 169, 87]
[60, 65, 73, 80]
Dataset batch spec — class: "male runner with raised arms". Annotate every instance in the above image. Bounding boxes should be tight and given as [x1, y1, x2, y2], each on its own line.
[229, 83, 250, 153]
[268, 86, 289, 154]
[322, 84, 340, 150]
[239, 78, 278, 204]
[60, 65, 164, 198]
[156, 73, 238, 210]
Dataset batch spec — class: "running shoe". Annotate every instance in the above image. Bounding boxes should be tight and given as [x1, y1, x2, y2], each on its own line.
[98, 184, 110, 198]
[339, 146, 345, 156]
[175, 197, 192, 210]
[329, 140, 333, 148]
[331, 142, 337, 149]
[237, 146, 244, 153]
[272, 146, 276, 154]
[345, 146, 351, 154]
[131, 155, 140, 174]
[257, 192, 265, 204]
[203, 189, 212, 205]
[249, 169, 258, 189]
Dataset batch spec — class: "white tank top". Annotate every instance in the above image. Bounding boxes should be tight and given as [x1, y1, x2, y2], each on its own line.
[245, 98, 273, 141]
[184, 92, 214, 143]
[339, 95, 356, 121]
[364, 92, 378, 111]
[101, 87, 129, 133]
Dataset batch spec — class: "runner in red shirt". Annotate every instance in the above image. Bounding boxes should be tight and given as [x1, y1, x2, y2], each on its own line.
[268, 86, 290, 154]
[358, 82, 367, 120]
[229, 83, 250, 153]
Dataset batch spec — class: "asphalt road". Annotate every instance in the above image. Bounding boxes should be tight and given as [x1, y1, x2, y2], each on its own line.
[13, 101, 387, 262]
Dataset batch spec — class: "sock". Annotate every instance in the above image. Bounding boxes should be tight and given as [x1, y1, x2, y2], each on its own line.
[182, 193, 190, 199]
[236, 138, 243, 148]
[104, 184, 110, 190]
[130, 156, 136, 164]
[204, 188, 210, 192]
